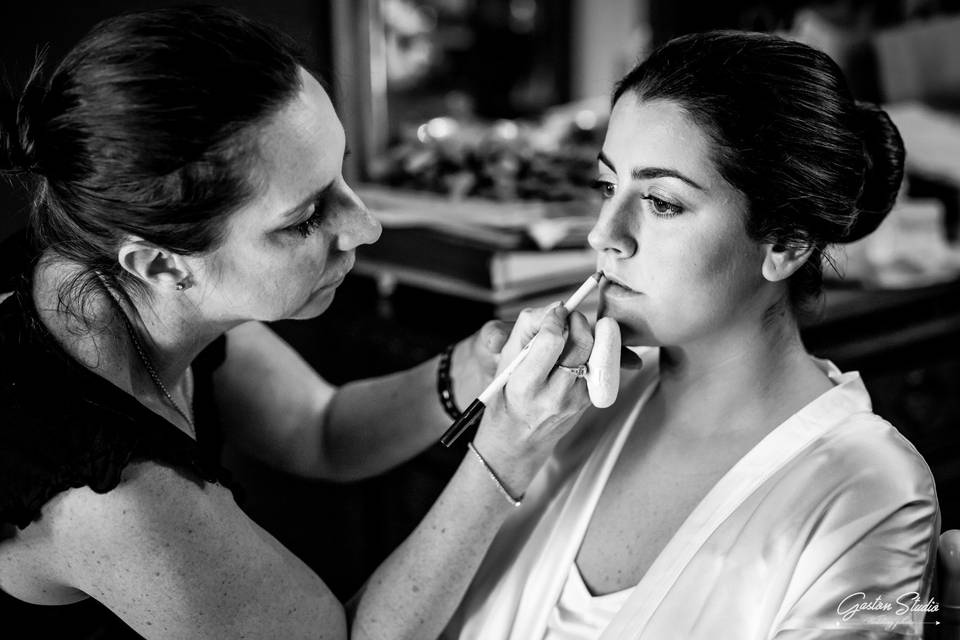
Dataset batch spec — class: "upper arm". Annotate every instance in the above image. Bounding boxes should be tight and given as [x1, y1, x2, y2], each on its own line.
[49, 461, 345, 639]
[213, 321, 337, 477]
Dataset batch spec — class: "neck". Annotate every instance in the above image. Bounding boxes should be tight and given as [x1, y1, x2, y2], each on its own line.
[652, 306, 833, 439]
[32, 252, 233, 400]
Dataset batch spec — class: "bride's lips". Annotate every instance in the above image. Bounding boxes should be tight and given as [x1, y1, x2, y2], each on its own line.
[602, 273, 639, 298]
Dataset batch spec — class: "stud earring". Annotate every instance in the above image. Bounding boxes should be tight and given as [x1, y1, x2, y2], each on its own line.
[176, 276, 194, 291]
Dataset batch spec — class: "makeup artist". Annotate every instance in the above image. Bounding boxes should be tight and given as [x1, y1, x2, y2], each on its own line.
[0, 7, 596, 639]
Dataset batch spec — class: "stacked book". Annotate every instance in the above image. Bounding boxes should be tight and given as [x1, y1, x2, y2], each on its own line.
[354, 185, 600, 318]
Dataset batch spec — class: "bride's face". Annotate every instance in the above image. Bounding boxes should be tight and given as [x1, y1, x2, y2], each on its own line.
[589, 94, 770, 347]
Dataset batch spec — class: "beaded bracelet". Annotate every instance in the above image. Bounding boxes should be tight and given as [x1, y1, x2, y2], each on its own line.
[437, 343, 462, 421]
[468, 441, 523, 507]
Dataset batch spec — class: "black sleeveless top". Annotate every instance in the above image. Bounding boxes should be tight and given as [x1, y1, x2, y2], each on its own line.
[0, 247, 237, 638]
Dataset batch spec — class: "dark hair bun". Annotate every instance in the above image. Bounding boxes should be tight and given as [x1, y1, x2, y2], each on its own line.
[0, 55, 45, 176]
[845, 101, 905, 243]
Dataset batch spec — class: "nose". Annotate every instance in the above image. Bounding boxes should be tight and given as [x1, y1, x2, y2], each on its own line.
[587, 198, 636, 258]
[334, 182, 382, 252]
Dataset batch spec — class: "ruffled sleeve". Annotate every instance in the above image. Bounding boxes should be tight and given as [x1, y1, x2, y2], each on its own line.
[0, 286, 236, 530]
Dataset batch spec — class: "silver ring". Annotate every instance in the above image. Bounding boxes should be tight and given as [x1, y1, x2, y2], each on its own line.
[556, 363, 588, 379]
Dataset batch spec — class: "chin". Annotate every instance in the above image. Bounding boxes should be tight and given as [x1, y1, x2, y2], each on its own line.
[620, 328, 660, 348]
[603, 314, 663, 348]
[289, 289, 336, 320]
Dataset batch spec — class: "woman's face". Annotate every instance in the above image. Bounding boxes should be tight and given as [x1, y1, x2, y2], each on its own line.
[193, 68, 381, 323]
[590, 94, 770, 347]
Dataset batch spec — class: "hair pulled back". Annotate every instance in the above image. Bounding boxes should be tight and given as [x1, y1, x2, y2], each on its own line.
[613, 31, 905, 311]
[0, 5, 304, 315]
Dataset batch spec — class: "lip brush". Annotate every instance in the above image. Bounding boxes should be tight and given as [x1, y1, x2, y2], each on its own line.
[439, 271, 604, 448]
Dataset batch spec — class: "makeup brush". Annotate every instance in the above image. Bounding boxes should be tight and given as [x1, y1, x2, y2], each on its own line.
[439, 271, 604, 447]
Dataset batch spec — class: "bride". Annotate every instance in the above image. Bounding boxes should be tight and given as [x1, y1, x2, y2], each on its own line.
[442, 30, 939, 640]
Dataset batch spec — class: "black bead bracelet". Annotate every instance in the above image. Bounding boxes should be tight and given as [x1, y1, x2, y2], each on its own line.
[437, 343, 463, 421]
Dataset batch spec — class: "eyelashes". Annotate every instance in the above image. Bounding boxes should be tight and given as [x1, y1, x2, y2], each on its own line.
[590, 179, 685, 217]
[289, 193, 330, 238]
[591, 178, 617, 200]
[293, 208, 324, 238]
[639, 194, 684, 217]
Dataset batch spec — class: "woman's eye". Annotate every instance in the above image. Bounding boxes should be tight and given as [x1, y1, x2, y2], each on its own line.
[641, 194, 684, 217]
[289, 198, 327, 238]
[293, 212, 323, 238]
[590, 179, 617, 200]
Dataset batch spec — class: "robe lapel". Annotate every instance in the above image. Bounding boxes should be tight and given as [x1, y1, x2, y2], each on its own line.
[508, 377, 659, 639]
[601, 361, 872, 639]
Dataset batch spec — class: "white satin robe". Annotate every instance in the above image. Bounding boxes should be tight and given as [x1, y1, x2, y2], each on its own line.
[442, 349, 940, 640]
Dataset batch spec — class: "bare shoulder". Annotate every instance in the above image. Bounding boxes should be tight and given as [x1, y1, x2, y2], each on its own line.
[3, 461, 345, 639]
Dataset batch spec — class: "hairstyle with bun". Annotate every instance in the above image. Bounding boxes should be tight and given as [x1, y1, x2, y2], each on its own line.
[0, 5, 305, 318]
[613, 30, 905, 312]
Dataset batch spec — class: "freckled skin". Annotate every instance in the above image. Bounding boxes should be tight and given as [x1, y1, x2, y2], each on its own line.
[185, 69, 381, 324]
[590, 95, 769, 348]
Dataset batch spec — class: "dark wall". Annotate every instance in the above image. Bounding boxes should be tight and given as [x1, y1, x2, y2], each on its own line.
[0, 0, 333, 243]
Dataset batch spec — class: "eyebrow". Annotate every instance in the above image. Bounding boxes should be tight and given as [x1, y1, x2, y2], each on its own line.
[279, 145, 352, 221]
[598, 150, 705, 191]
[279, 185, 331, 221]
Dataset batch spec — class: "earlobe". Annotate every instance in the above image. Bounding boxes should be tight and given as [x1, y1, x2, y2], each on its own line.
[761, 242, 815, 282]
[118, 241, 191, 290]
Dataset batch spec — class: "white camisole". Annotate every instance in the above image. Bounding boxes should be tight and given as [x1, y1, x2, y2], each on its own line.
[542, 562, 635, 639]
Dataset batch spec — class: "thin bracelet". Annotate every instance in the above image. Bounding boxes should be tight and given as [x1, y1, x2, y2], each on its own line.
[467, 441, 523, 507]
[437, 343, 462, 421]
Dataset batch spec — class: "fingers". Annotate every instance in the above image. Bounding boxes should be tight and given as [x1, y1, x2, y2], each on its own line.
[497, 303, 562, 373]
[511, 304, 568, 387]
[557, 311, 594, 368]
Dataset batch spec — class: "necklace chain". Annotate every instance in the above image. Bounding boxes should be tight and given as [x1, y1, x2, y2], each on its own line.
[117, 310, 195, 434]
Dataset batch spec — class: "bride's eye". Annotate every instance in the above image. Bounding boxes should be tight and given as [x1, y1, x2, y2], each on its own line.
[590, 179, 617, 200]
[641, 194, 684, 217]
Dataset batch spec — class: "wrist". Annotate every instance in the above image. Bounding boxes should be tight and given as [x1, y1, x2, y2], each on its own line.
[467, 441, 523, 507]
[450, 337, 478, 411]
[471, 425, 547, 500]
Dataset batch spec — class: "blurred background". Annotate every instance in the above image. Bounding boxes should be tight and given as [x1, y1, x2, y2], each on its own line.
[2, 0, 960, 602]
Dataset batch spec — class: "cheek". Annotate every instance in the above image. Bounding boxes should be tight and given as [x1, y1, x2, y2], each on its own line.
[211, 236, 328, 306]
[646, 225, 761, 325]
[263, 240, 330, 295]
[680, 231, 762, 315]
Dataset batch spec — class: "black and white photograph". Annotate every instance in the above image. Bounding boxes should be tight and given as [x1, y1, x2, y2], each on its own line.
[1, 1, 959, 638]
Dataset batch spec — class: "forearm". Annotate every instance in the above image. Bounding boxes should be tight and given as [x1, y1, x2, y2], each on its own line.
[348, 448, 531, 640]
[321, 353, 449, 480]
[323, 337, 483, 480]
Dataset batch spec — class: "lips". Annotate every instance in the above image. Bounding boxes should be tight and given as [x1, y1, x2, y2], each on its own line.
[321, 256, 356, 288]
[602, 272, 638, 294]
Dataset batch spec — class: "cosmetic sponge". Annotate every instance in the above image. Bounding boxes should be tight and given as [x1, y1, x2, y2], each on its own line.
[586, 317, 621, 408]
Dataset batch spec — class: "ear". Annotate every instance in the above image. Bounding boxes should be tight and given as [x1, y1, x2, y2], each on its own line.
[761, 242, 815, 282]
[117, 239, 192, 291]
